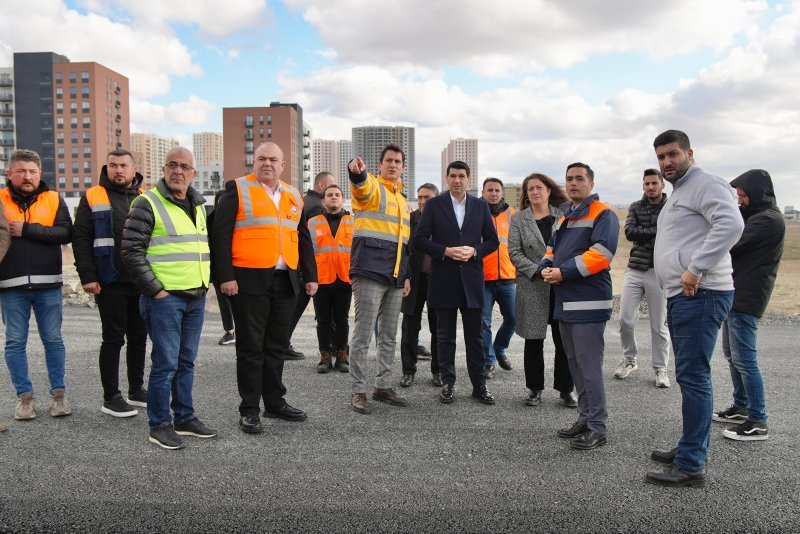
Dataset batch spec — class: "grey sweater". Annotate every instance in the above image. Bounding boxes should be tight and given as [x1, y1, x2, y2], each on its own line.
[653, 165, 743, 298]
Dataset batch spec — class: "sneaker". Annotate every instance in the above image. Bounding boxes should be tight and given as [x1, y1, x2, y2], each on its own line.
[723, 420, 768, 441]
[416, 345, 432, 360]
[614, 359, 638, 379]
[149, 422, 186, 450]
[218, 331, 236, 345]
[655, 368, 671, 388]
[174, 417, 218, 438]
[14, 392, 36, 420]
[49, 388, 72, 417]
[127, 389, 148, 408]
[101, 394, 138, 418]
[713, 404, 748, 423]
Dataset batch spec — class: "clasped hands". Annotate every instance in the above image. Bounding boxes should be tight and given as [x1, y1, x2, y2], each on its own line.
[540, 267, 563, 285]
[444, 246, 476, 262]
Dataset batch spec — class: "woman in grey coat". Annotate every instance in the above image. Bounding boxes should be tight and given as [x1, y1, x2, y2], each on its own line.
[508, 173, 577, 407]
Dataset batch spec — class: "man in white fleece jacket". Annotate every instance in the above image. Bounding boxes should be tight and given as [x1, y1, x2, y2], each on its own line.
[645, 130, 743, 488]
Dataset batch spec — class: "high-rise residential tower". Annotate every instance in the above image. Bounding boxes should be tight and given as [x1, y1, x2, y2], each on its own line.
[192, 132, 223, 167]
[441, 138, 478, 194]
[131, 133, 179, 189]
[352, 126, 415, 198]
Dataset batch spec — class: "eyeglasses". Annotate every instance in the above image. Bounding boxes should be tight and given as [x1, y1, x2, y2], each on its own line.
[165, 162, 195, 172]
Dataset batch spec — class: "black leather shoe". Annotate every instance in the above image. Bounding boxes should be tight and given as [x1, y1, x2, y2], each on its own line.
[558, 421, 588, 439]
[283, 345, 305, 360]
[439, 385, 454, 404]
[399, 374, 414, 388]
[560, 390, 578, 408]
[264, 404, 307, 422]
[571, 430, 607, 450]
[485, 365, 496, 380]
[645, 463, 707, 487]
[471, 386, 495, 405]
[497, 356, 513, 371]
[651, 447, 679, 465]
[431, 373, 443, 387]
[416, 345, 432, 360]
[239, 415, 263, 434]
[525, 390, 542, 406]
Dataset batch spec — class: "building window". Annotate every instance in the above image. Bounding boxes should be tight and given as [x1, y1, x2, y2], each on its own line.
[83, 132, 90, 143]
[259, 115, 264, 125]
[70, 132, 78, 144]
[72, 162, 79, 173]
[82, 101, 90, 112]
[245, 115, 253, 127]
[57, 132, 64, 144]
[56, 103, 63, 114]
[69, 72, 76, 83]
[81, 71, 89, 83]
[246, 154, 254, 165]
[58, 176, 66, 186]
[83, 147, 91, 157]
[259, 128, 264, 138]
[56, 117, 64, 129]
[58, 162, 65, 173]
[56, 87, 63, 99]
[81, 87, 89, 98]
[71, 148, 78, 158]
[267, 128, 272, 138]
[84, 176, 92, 185]
[72, 177, 80, 187]
[70, 117, 78, 128]
[57, 148, 64, 158]
[267, 115, 272, 125]
[69, 87, 77, 98]
[83, 161, 91, 172]
[70, 102, 77, 113]
[55, 72, 62, 83]
[82, 117, 90, 127]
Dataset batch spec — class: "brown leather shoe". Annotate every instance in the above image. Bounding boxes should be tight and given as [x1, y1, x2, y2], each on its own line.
[334, 348, 349, 373]
[371, 387, 408, 407]
[351, 393, 372, 414]
[316, 349, 332, 373]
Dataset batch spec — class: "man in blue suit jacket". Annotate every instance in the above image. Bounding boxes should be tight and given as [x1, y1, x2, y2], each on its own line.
[414, 161, 500, 404]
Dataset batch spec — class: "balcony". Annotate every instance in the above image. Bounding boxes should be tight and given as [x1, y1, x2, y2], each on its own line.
[115, 128, 122, 135]
[115, 100, 121, 109]
[245, 146, 254, 154]
[114, 86, 121, 94]
[1, 138, 15, 147]
[245, 132, 254, 141]
[0, 121, 13, 132]
[0, 75, 12, 87]
[0, 106, 12, 117]
[115, 114, 121, 123]
[0, 93, 12, 102]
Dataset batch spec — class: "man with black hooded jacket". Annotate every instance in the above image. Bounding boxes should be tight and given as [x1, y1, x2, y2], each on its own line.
[712, 169, 784, 442]
[73, 149, 147, 418]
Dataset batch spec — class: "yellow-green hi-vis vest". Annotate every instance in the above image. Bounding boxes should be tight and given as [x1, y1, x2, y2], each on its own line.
[141, 189, 210, 290]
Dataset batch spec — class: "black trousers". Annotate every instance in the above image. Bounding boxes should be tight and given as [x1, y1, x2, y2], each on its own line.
[230, 272, 295, 416]
[400, 275, 439, 375]
[435, 307, 484, 388]
[213, 282, 235, 332]
[523, 320, 574, 393]
[95, 283, 147, 400]
[312, 281, 351, 350]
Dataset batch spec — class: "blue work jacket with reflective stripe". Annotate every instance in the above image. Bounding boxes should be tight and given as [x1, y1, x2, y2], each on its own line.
[539, 194, 619, 323]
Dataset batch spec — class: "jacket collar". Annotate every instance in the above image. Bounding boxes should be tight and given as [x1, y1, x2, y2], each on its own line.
[561, 193, 599, 219]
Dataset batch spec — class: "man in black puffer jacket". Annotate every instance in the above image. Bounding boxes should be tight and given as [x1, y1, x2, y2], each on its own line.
[616, 169, 671, 388]
[713, 169, 784, 442]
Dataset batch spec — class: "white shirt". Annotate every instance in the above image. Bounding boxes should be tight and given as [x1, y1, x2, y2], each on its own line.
[450, 194, 466, 229]
[262, 181, 288, 270]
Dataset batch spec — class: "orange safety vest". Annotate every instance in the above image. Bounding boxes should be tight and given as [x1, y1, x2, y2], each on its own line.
[1, 188, 59, 226]
[309, 213, 353, 284]
[231, 174, 303, 269]
[483, 206, 516, 281]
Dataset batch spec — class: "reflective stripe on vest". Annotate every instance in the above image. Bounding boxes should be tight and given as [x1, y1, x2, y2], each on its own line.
[309, 214, 353, 284]
[86, 185, 144, 284]
[231, 175, 303, 269]
[0, 274, 63, 288]
[140, 189, 210, 290]
[483, 206, 516, 281]
[350, 174, 411, 278]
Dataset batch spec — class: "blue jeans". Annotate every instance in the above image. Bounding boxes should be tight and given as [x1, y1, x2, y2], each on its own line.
[667, 289, 733, 471]
[722, 311, 766, 423]
[1, 287, 66, 395]
[482, 283, 516, 365]
[140, 293, 205, 428]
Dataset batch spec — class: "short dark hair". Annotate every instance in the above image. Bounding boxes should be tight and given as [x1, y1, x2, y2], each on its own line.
[446, 160, 471, 177]
[9, 149, 42, 170]
[314, 171, 334, 187]
[323, 184, 342, 195]
[107, 149, 134, 160]
[653, 130, 691, 150]
[482, 177, 503, 190]
[380, 144, 405, 165]
[520, 172, 569, 211]
[417, 182, 439, 195]
[566, 162, 594, 181]
[643, 168, 662, 181]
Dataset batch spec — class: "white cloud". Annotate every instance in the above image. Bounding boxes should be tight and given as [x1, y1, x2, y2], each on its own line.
[131, 95, 218, 131]
[286, 0, 764, 76]
[278, 2, 800, 208]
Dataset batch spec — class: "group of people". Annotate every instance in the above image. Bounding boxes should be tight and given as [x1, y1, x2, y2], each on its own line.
[0, 129, 785, 489]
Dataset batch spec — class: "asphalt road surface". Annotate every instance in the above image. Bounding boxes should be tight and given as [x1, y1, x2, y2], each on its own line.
[1, 306, 798, 533]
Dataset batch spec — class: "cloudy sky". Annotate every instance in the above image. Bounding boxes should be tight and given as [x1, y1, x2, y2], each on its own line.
[1, 0, 798, 208]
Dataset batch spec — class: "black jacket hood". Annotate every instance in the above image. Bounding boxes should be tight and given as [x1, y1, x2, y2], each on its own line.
[730, 169, 778, 217]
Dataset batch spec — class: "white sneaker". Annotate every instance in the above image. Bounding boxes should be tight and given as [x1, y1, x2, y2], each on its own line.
[614, 359, 638, 379]
[655, 368, 671, 388]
